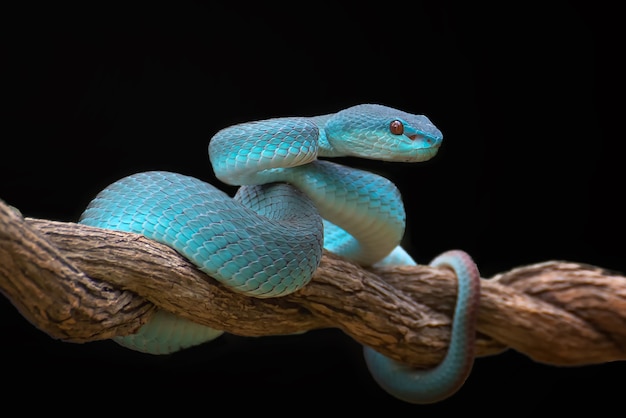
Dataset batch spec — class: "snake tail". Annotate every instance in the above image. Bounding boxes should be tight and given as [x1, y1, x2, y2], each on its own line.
[363, 249, 481, 404]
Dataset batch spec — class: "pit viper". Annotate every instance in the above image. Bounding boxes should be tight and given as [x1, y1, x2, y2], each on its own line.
[79, 103, 481, 404]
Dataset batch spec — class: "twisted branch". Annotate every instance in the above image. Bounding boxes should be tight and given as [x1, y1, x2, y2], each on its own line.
[1, 199, 626, 368]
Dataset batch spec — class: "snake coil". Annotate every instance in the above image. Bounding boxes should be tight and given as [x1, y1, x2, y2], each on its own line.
[79, 104, 481, 404]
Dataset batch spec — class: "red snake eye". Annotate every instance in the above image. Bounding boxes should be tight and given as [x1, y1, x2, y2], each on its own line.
[389, 120, 404, 135]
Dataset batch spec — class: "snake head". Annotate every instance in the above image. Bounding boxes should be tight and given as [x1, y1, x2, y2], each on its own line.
[323, 104, 443, 162]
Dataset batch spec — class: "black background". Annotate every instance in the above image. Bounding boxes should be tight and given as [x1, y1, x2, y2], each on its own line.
[3, 1, 625, 414]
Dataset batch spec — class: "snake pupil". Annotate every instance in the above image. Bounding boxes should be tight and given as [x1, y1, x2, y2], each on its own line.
[389, 120, 404, 135]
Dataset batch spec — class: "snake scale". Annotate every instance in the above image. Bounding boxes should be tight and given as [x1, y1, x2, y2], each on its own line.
[79, 104, 481, 404]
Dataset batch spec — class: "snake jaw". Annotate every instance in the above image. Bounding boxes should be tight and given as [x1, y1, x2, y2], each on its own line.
[402, 144, 441, 162]
[326, 133, 442, 163]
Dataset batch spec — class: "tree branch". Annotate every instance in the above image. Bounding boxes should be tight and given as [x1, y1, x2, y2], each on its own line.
[1, 199, 625, 368]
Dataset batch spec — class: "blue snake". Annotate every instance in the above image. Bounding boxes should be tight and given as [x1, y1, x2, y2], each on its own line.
[79, 104, 481, 404]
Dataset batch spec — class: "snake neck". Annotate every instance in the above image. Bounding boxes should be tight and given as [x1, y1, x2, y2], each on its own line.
[276, 160, 406, 266]
[308, 114, 344, 158]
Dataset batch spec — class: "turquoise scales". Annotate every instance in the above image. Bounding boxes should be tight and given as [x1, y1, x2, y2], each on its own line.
[79, 104, 481, 404]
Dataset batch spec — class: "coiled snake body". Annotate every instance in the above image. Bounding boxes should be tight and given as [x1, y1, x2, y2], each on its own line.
[80, 104, 481, 404]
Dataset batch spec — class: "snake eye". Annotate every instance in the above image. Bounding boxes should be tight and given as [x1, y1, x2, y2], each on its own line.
[389, 120, 404, 135]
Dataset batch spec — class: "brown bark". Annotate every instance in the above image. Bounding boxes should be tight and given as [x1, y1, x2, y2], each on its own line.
[1, 199, 626, 368]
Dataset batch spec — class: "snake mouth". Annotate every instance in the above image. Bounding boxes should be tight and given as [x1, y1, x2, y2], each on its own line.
[408, 131, 442, 144]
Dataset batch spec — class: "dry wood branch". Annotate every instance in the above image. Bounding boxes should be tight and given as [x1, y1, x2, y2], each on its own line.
[1, 199, 626, 368]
